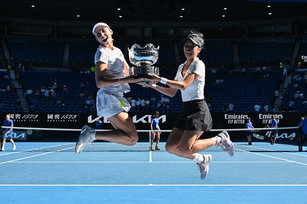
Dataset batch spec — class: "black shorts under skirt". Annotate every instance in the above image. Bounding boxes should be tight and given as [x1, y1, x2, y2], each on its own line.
[173, 99, 213, 131]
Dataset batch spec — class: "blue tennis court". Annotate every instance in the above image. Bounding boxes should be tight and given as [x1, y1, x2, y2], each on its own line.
[0, 142, 306, 204]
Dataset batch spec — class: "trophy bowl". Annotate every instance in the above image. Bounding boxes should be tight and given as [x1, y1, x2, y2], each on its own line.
[128, 43, 159, 79]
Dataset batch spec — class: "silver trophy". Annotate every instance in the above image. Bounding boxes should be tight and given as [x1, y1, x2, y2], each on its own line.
[128, 43, 159, 80]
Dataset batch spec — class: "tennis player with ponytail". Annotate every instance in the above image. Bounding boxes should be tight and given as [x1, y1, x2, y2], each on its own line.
[140, 32, 235, 179]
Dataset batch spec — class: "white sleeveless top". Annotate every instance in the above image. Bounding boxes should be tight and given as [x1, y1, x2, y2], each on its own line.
[174, 57, 206, 102]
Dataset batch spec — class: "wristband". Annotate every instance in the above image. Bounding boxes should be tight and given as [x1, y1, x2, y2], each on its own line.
[160, 77, 168, 85]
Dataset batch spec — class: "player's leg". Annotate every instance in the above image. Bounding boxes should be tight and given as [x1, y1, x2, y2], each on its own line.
[1, 138, 6, 151]
[155, 132, 160, 150]
[176, 130, 212, 180]
[10, 138, 16, 150]
[177, 130, 234, 179]
[94, 112, 138, 146]
[271, 130, 277, 145]
[165, 128, 184, 156]
[166, 129, 211, 159]
[75, 112, 138, 153]
[176, 130, 207, 159]
[303, 134, 306, 150]
[247, 132, 252, 145]
[150, 132, 156, 151]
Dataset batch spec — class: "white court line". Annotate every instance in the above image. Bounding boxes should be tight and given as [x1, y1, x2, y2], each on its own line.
[0, 143, 73, 157]
[0, 184, 306, 187]
[0, 146, 74, 165]
[236, 148, 307, 166]
[11, 161, 288, 164]
[286, 152, 307, 157]
[236, 144, 307, 158]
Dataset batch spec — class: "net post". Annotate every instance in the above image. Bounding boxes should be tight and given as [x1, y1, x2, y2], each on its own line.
[149, 131, 152, 163]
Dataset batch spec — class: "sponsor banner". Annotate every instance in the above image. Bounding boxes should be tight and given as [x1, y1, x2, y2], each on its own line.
[252, 129, 297, 140]
[213, 112, 301, 129]
[0, 112, 302, 141]
[0, 113, 86, 131]
[1, 131, 27, 141]
[11, 131, 27, 141]
[5, 113, 41, 125]
[1, 112, 302, 129]
[87, 114, 170, 131]
[45, 113, 80, 127]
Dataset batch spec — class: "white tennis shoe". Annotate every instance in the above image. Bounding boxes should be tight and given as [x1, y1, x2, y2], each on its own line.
[196, 154, 212, 180]
[217, 130, 235, 157]
[75, 125, 94, 154]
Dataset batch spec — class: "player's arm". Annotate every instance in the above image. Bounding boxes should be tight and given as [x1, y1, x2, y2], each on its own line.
[138, 80, 178, 97]
[154, 72, 196, 90]
[150, 121, 154, 131]
[150, 84, 178, 97]
[95, 62, 137, 88]
[140, 72, 197, 97]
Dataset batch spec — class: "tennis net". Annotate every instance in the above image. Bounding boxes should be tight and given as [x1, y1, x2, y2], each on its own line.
[0, 126, 303, 152]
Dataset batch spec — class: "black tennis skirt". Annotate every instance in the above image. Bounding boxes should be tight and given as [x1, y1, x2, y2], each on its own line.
[174, 99, 213, 131]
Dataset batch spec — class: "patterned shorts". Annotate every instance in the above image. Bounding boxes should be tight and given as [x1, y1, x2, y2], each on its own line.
[96, 91, 131, 119]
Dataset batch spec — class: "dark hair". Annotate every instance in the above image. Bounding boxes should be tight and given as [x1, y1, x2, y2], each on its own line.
[154, 111, 160, 116]
[184, 31, 205, 48]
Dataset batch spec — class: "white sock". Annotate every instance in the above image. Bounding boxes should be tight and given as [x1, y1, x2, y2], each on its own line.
[211, 136, 221, 145]
[90, 131, 96, 141]
[193, 153, 204, 163]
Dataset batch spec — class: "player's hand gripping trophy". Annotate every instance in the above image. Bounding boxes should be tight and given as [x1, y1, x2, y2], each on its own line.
[128, 43, 159, 83]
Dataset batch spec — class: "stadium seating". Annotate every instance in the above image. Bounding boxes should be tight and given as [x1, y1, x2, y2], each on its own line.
[238, 37, 294, 66]
[18, 68, 285, 113]
[7, 36, 64, 66]
[282, 70, 307, 112]
[4, 35, 306, 113]
[298, 37, 307, 58]
[20, 70, 97, 113]
[205, 70, 282, 112]
[0, 71, 19, 112]
[69, 39, 97, 66]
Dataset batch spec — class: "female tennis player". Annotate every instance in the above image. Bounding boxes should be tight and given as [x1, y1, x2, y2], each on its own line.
[75, 22, 141, 153]
[150, 111, 161, 151]
[140, 32, 235, 179]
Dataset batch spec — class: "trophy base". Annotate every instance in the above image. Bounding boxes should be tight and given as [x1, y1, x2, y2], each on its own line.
[133, 74, 154, 78]
[129, 66, 159, 78]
